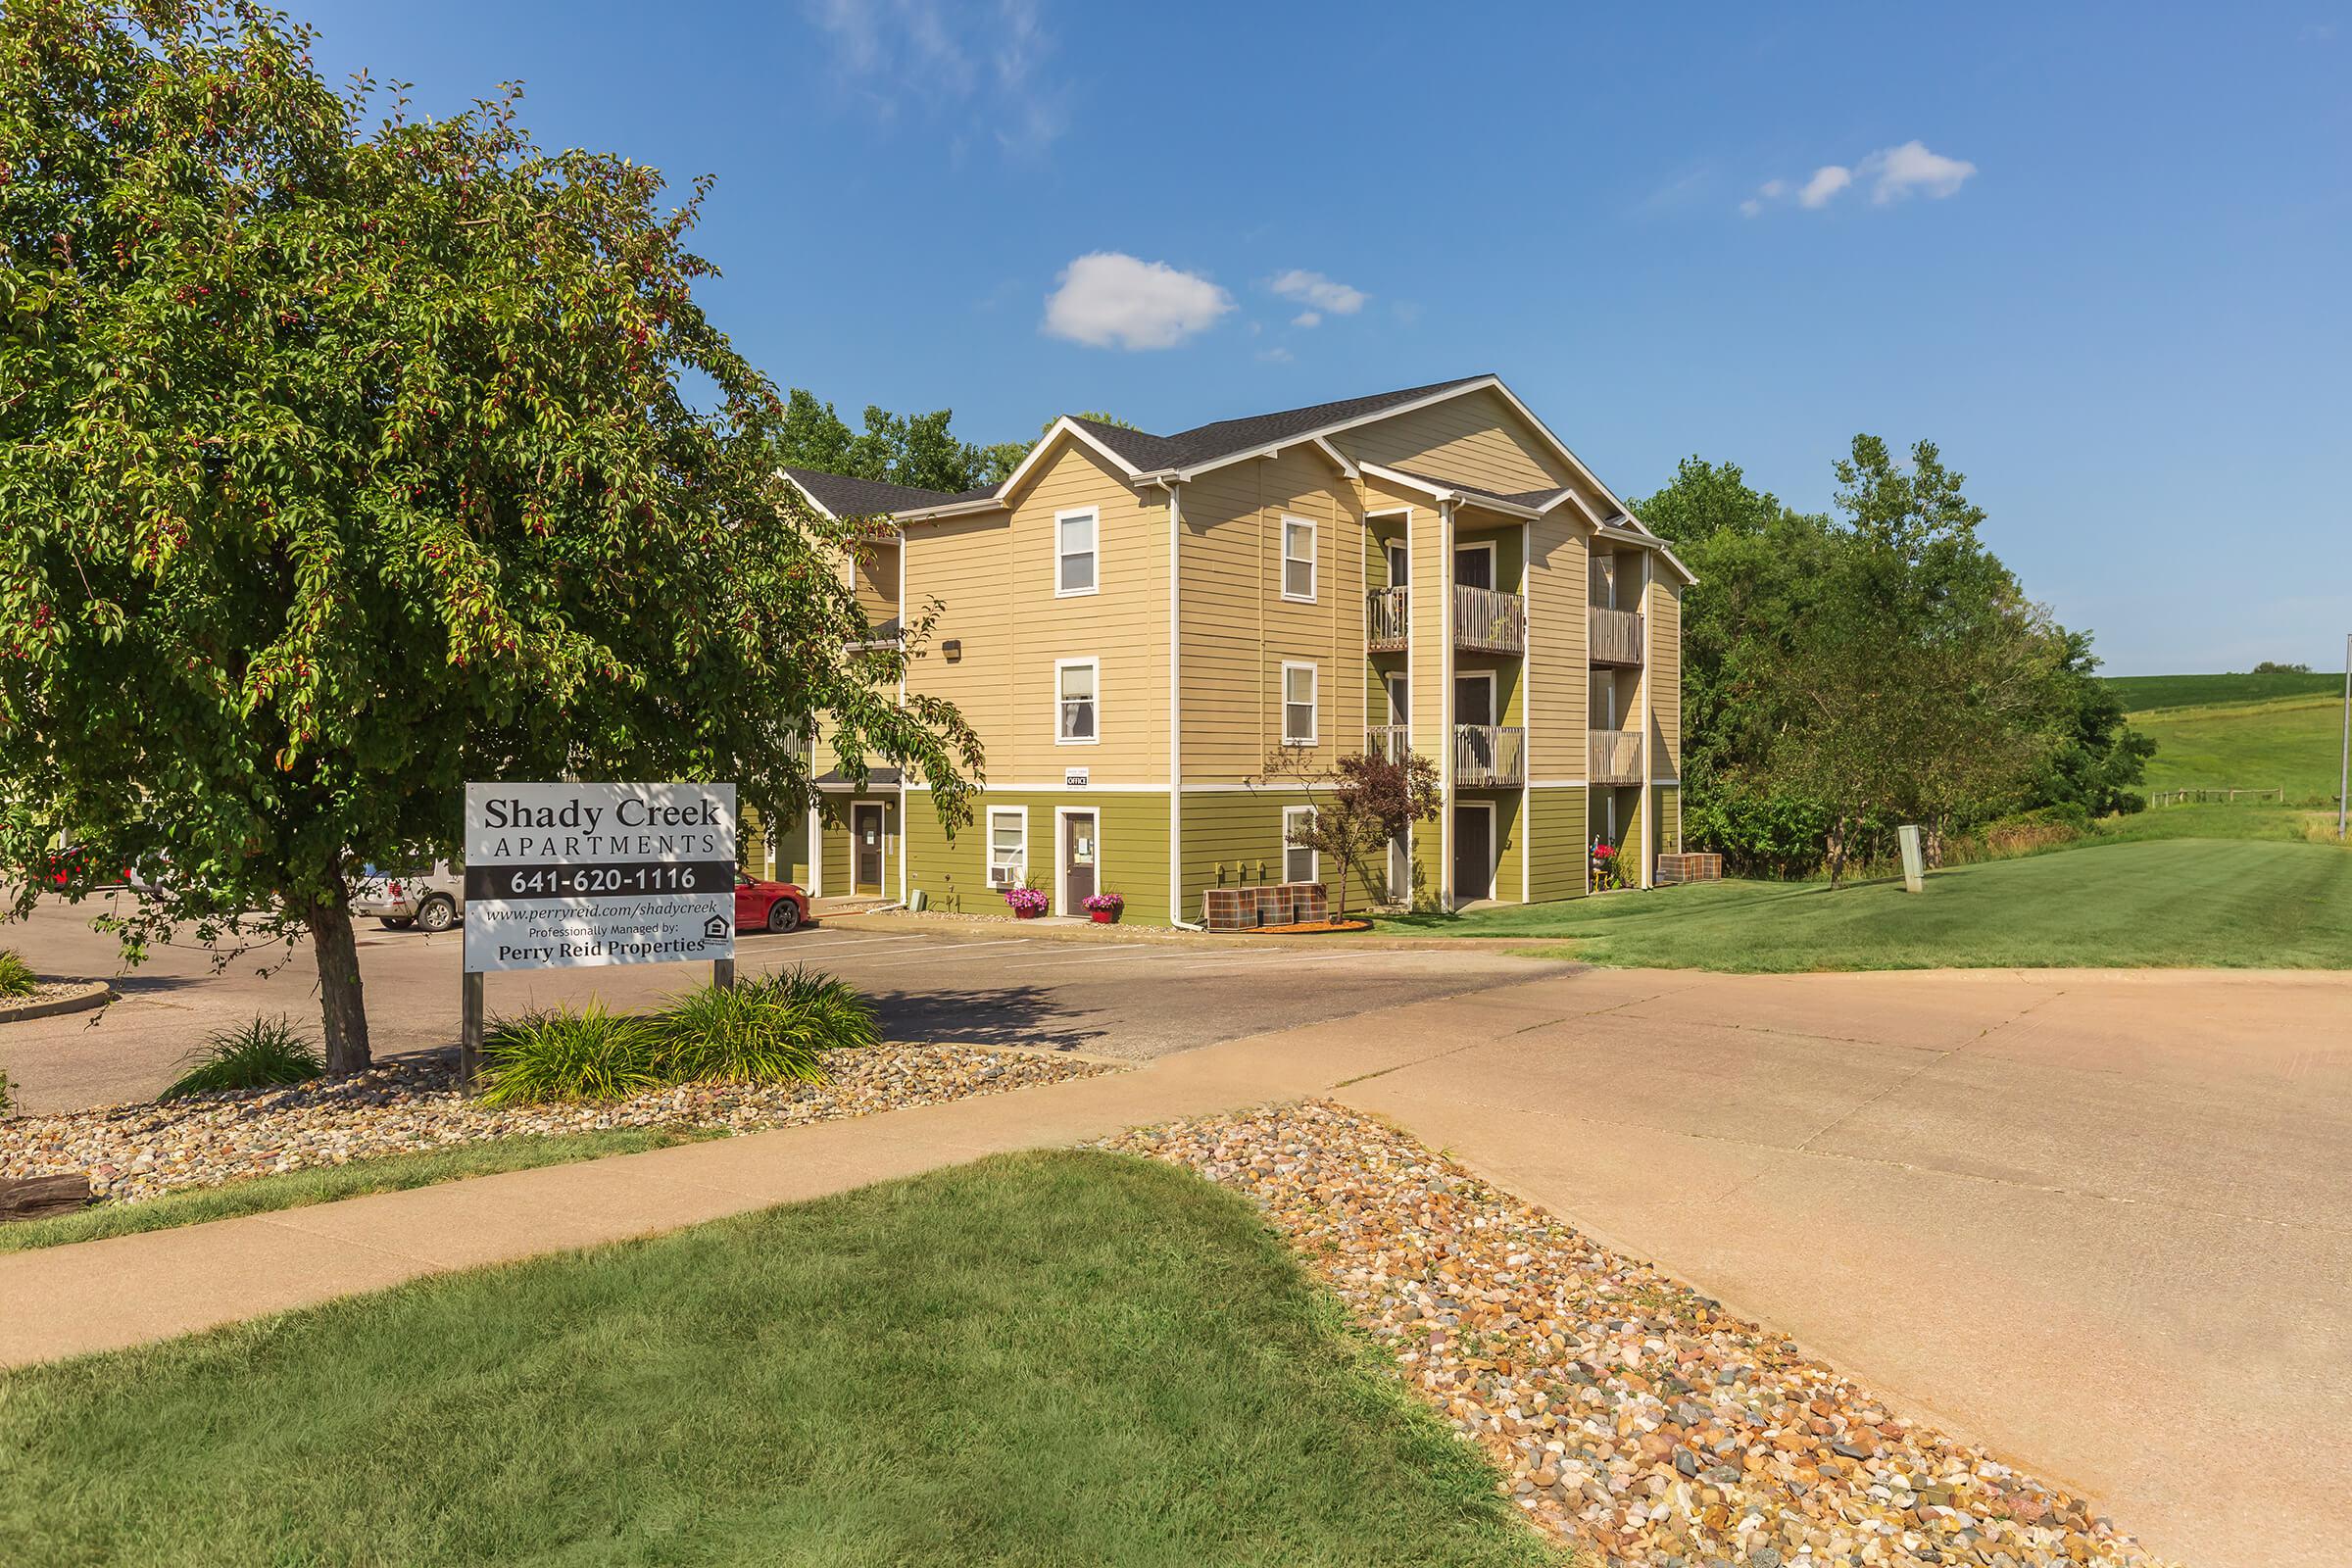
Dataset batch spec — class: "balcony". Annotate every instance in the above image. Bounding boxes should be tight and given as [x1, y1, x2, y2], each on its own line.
[1453, 583, 1527, 655]
[1365, 586, 1410, 653]
[1590, 727, 1642, 786]
[1365, 724, 1411, 763]
[1589, 605, 1644, 667]
[1453, 723, 1526, 789]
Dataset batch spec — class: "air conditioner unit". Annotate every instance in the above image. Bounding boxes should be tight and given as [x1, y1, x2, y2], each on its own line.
[988, 863, 1019, 889]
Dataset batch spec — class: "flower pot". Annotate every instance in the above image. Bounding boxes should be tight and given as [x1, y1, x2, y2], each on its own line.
[1089, 907, 1118, 924]
[1014, 906, 1043, 919]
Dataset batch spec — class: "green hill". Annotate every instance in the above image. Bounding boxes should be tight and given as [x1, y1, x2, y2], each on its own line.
[2107, 670, 2341, 712]
[2132, 692, 2346, 803]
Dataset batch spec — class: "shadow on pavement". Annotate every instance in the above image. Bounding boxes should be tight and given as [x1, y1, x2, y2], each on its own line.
[870, 984, 1104, 1054]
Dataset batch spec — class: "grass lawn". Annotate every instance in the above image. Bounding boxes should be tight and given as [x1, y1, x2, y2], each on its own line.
[1381, 831, 2352, 970]
[2106, 669, 2343, 711]
[0, 1126, 720, 1254]
[0, 1151, 1557, 1568]
[2133, 693, 2349, 803]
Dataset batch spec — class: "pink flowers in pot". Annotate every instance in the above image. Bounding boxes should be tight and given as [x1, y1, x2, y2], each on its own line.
[1004, 887, 1050, 916]
[1081, 892, 1123, 913]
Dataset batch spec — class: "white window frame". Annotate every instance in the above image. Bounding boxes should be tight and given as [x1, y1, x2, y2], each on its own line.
[1386, 670, 1409, 725]
[1054, 657, 1101, 747]
[1282, 805, 1318, 886]
[1280, 515, 1317, 603]
[1054, 507, 1100, 598]
[1280, 661, 1318, 746]
[987, 806, 1028, 889]
[1385, 538, 1410, 588]
[1454, 538, 1497, 590]
[1453, 668, 1497, 729]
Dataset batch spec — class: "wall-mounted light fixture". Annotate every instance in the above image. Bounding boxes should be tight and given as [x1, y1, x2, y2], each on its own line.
[942, 639, 962, 662]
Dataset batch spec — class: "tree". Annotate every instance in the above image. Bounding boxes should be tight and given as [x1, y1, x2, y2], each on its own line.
[2251, 661, 2312, 675]
[772, 400, 1136, 495]
[1250, 747, 1440, 916]
[0, 0, 979, 1073]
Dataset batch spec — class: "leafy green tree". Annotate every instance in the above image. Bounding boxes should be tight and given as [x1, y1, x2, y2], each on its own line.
[0, 0, 978, 1073]
[1251, 746, 1440, 917]
[774, 400, 1135, 496]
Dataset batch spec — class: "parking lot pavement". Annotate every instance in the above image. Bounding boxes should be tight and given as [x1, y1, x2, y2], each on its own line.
[0, 900, 1569, 1110]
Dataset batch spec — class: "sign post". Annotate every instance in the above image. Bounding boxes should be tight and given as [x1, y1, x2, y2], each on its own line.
[460, 781, 737, 1088]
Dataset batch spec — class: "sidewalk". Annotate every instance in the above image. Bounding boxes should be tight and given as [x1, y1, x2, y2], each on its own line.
[0, 982, 1533, 1367]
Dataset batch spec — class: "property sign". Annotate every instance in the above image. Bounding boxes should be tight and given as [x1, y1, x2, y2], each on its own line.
[463, 782, 736, 973]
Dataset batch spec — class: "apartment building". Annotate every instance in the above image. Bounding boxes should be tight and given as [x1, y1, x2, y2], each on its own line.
[761, 374, 1690, 926]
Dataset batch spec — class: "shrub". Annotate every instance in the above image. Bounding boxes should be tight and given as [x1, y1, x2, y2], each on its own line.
[477, 1004, 661, 1107]
[651, 967, 876, 1085]
[0, 1066, 12, 1116]
[159, 1015, 325, 1102]
[0, 950, 36, 999]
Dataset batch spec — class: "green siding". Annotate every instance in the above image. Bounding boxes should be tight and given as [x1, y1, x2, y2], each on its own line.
[817, 791, 898, 898]
[1528, 786, 1589, 902]
[1450, 789, 1522, 902]
[1179, 790, 1388, 922]
[1655, 785, 1681, 859]
[906, 791, 1171, 924]
[744, 805, 811, 885]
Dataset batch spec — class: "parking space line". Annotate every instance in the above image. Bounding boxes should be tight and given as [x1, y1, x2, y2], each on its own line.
[784, 934, 926, 955]
[823, 938, 1041, 972]
[990, 948, 1197, 972]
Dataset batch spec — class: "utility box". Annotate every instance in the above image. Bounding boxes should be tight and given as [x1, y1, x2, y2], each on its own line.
[1898, 825, 1926, 894]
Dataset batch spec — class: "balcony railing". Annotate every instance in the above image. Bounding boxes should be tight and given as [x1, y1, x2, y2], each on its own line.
[1366, 724, 1411, 763]
[1589, 605, 1645, 667]
[1452, 584, 1527, 655]
[1453, 723, 1527, 789]
[1590, 727, 1642, 785]
[1365, 586, 1410, 652]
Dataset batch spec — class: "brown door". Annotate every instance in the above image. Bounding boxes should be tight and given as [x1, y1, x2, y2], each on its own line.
[1451, 806, 1493, 905]
[1062, 810, 1097, 909]
[1454, 544, 1494, 590]
[852, 804, 885, 896]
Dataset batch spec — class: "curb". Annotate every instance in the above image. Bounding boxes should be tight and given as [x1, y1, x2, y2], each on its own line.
[0, 982, 115, 1026]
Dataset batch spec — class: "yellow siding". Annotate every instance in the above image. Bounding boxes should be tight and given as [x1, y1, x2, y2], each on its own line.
[853, 538, 899, 624]
[1648, 577, 1683, 778]
[904, 438, 1169, 787]
[1655, 785, 1681, 858]
[1177, 446, 1365, 781]
[1527, 786, 1588, 901]
[1527, 514, 1588, 780]
[1336, 386, 1573, 495]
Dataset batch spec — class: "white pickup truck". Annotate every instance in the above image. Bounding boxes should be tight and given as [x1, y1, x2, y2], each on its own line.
[351, 860, 465, 934]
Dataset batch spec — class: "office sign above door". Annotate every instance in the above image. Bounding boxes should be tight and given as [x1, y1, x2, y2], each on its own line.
[463, 782, 736, 973]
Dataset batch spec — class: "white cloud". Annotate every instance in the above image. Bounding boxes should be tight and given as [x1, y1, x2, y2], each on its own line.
[1859, 140, 1978, 202]
[1042, 253, 1235, 350]
[1257, 346, 1295, 364]
[1744, 147, 1976, 215]
[1798, 165, 1853, 209]
[806, 0, 1067, 157]
[1291, 310, 1322, 328]
[1265, 269, 1369, 316]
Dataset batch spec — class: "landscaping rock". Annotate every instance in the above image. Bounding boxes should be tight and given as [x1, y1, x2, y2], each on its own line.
[1104, 1102, 2177, 1568]
[1, 1045, 1111, 1204]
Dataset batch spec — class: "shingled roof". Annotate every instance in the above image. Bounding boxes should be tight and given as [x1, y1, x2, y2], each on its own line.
[1143, 374, 1493, 468]
[782, 467, 986, 519]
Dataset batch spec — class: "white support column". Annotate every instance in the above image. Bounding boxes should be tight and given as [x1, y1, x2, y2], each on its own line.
[1639, 550, 1655, 890]
[1438, 500, 1456, 907]
[1520, 517, 1533, 905]
[1166, 483, 1185, 924]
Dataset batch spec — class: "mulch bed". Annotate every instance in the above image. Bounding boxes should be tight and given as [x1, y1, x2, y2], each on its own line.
[1251, 919, 1373, 935]
[1106, 1102, 2175, 1568]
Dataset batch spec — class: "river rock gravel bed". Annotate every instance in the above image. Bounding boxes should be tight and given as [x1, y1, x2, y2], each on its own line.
[1, 1044, 1113, 1203]
[1106, 1102, 2174, 1568]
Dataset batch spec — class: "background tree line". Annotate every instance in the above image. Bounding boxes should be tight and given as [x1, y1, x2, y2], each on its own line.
[1636, 439, 2152, 882]
[770, 394, 1130, 497]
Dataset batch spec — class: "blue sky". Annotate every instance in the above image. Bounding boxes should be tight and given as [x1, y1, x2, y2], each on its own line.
[304, 1, 2351, 675]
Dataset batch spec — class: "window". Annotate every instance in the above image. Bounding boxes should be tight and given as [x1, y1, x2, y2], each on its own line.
[1455, 541, 1494, 590]
[1056, 659, 1099, 744]
[1283, 806, 1318, 885]
[1281, 517, 1316, 602]
[988, 808, 1027, 888]
[1055, 509, 1098, 596]
[1281, 662, 1317, 745]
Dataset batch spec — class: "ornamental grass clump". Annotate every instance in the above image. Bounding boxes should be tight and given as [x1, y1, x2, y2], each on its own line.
[650, 967, 876, 1086]
[477, 1004, 661, 1108]
[0, 950, 36, 999]
[158, 1015, 325, 1102]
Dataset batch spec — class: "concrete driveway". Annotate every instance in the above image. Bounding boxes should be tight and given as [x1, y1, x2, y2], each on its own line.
[1313, 965, 2352, 1568]
[0, 898, 1566, 1109]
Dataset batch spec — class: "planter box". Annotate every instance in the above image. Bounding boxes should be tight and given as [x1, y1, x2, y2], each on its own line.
[1088, 907, 1118, 924]
[1200, 883, 1329, 932]
[1655, 853, 1723, 886]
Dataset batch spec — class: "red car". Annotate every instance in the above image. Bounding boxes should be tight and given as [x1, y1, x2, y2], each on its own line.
[734, 873, 813, 935]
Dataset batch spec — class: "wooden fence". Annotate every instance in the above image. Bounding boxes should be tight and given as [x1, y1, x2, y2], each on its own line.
[2149, 788, 2283, 806]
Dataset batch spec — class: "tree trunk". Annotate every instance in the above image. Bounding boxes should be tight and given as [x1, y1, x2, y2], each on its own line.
[309, 881, 371, 1076]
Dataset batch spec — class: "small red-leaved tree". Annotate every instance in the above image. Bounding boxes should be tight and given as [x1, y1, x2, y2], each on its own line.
[1252, 747, 1442, 916]
[0, 1, 978, 1072]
